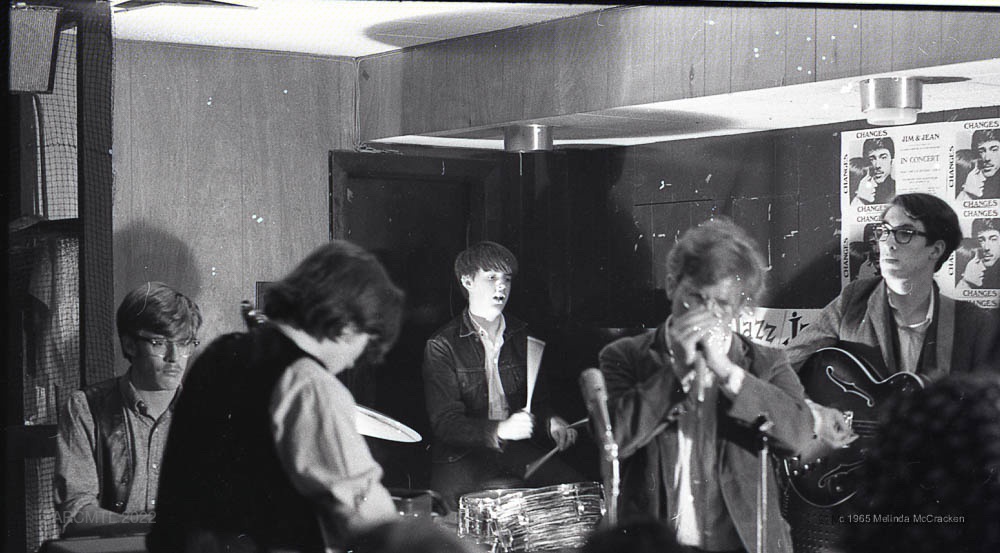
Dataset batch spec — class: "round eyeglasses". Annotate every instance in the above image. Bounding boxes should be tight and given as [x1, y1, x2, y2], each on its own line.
[872, 223, 929, 245]
[134, 333, 200, 358]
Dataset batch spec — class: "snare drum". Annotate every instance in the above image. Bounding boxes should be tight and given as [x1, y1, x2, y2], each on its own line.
[458, 482, 604, 552]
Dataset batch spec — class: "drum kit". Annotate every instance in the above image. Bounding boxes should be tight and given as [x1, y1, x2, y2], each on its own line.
[240, 301, 605, 551]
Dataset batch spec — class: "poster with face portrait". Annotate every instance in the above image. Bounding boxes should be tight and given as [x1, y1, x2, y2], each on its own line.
[841, 118, 1000, 309]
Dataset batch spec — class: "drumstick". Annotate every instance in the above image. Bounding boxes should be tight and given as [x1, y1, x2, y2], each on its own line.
[526, 337, 545, 411]
[566, 417, 588, 430]
[523, 417, 588, 479]
[525, 448, 559, 479]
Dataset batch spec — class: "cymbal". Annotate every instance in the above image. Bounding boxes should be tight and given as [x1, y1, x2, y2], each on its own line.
[356, 405, 422, 443]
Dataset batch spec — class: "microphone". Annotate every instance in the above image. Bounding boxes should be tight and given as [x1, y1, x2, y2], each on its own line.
[579, 368, 614, 447]
[694, 346, 708, 403]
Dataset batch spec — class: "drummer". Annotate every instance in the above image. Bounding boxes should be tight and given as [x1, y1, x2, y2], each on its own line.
[422, 241, 581, 510]
[147, 241, 405, 553]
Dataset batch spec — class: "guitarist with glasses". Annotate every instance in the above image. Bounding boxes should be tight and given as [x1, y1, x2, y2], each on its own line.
[787, 193, 1000, 445]
[782, 194, 1000, 547]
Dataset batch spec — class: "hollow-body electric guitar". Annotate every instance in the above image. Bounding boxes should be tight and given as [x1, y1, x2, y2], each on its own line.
[783, 346, 925, 507]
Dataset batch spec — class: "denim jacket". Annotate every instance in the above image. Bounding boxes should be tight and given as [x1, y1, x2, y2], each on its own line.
[422, 310, 554, 463]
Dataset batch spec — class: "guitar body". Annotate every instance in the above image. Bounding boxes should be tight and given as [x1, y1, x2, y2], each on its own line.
[783, 346, 925, 507]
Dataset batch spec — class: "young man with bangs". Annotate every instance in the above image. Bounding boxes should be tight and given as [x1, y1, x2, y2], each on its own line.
[422, 241, 580, 510]
[861, 137, 896, 205]
[959, 217, 1000, 290]
[972, 128, 1000, 199]
[55, 282, 202, 536]
[148, 241, 404, 553]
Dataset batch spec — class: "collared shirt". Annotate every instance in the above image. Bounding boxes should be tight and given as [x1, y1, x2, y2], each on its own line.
[54, 371, 174, 527]
[469, 315, 509, 421]
[663, 322, 742, 551]
[887, 290, 935, 374]
[121, 379, 173, 514]
[271, 324, 396, 551]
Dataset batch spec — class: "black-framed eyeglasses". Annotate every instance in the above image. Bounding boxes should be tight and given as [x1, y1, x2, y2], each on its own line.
[134, 333, 200, 358]
[872, 223, 929, 245]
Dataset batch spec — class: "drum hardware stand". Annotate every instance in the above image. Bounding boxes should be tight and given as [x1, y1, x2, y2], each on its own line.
[755, 416, 774, 553]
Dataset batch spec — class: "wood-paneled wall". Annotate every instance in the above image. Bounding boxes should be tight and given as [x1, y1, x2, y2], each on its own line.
[358, 5, 1000, 142]
[111, 40, 356, 365]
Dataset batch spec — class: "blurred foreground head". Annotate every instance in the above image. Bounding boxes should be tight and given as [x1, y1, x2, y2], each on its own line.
[263, 240, 404, 364]
[845, 373, 1000, 553]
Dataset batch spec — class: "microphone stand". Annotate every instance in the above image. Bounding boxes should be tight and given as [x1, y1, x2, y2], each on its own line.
[579, 368, 619, 528]
[599, 421, 619, 528]
[696, 356, 709, 549]
[755, 416, 774, 553]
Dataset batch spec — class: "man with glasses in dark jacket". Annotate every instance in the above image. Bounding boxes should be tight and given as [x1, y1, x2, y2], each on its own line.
[787, 193, 1000, 454]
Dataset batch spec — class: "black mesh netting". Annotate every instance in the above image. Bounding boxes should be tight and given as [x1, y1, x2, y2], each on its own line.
[10, 2, 114, 551]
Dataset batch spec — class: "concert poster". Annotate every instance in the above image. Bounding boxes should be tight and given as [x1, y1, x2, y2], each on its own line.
[840, 118, 1000, 309]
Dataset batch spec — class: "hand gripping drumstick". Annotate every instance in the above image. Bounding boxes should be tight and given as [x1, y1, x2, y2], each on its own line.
[523, 417, 588, 479]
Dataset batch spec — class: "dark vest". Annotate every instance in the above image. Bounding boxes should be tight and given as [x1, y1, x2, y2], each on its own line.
[147, 325, 327, 553]
[82, 378, 133, 513]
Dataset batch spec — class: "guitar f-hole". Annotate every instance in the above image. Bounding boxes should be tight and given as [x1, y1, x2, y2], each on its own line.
[825, 365, 875, 407]
[816, 460, 864, 491]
